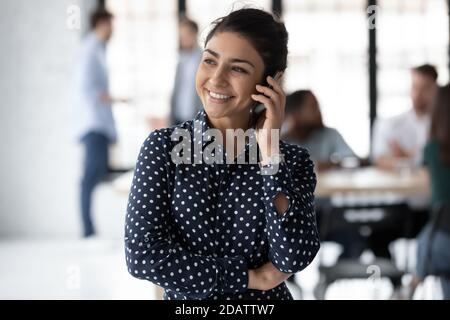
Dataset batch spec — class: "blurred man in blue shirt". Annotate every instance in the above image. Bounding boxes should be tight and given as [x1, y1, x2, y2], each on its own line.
[72, 9, 125, 237]
[169, 17, 203, 125]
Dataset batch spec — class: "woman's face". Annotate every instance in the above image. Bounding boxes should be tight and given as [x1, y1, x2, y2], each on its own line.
[196, 32, 265, 124]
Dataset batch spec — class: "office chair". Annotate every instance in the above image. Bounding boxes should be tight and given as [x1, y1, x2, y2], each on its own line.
[314, 198, 412, 300]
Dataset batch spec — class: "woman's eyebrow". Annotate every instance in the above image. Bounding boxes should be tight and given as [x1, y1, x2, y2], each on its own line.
[204, 49, 255, 69]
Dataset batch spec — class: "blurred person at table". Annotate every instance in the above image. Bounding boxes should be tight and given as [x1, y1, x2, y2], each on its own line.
[282, 89, 363, 289]
[72, 9, 128, 238]
[282, 90, 357, 171]
[169, 16, 203, 126]
[408, 84, 450, 299]
[372, 64, 438, 170]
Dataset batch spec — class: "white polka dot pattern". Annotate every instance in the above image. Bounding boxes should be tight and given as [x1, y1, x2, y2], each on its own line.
[124, 110, 320, 300]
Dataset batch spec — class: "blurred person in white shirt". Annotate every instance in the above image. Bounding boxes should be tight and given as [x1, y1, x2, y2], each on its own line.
[372, 64, 438, 170]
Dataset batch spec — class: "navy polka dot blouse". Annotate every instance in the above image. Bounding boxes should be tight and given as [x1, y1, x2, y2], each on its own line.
[125, 110, 320, 300]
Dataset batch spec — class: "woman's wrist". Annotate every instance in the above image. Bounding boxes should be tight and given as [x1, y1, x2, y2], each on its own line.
[259, 143, 282, 166]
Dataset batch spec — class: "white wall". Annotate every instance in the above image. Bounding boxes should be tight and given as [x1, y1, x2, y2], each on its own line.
[0, 0, 126, 238]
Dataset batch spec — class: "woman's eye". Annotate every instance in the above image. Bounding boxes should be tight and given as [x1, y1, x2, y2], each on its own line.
[203, 59, 215, 65]
[232, 66, 247, 74]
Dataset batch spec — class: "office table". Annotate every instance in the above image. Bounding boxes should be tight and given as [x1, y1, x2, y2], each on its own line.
[315, 167, 430, 198]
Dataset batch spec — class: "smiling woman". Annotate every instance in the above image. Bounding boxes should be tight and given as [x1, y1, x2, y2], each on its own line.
[124, 7, 320, 300]
[196, 32, 264, 126]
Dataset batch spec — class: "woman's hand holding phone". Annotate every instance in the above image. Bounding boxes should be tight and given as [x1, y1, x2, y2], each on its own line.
[251, 72, 285, 163]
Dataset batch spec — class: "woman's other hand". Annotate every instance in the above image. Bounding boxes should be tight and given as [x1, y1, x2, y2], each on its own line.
[248, 261, 292, 291]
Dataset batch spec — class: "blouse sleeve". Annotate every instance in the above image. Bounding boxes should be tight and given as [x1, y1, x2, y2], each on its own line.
[124, 130, 248, 299]
[260, 144, 321, 273]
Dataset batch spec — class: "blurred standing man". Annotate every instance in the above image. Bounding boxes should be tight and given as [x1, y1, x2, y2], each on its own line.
[373, 64, 438, 170]
[169, 17, 203, 125]
[72, 9, 125, 238]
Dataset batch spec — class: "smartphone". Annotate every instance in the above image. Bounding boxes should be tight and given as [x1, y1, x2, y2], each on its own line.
[249, 71, 283, 128]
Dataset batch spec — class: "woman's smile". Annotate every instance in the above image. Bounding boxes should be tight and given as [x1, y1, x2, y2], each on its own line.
[205, 88, 235, 104]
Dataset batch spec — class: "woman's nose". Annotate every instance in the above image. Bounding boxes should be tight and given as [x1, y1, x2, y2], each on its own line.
[210, 68, 228, 86]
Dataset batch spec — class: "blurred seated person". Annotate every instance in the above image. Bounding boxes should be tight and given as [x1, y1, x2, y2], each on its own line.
[282, 90, 357, 171]
[409, 84, 450, 299]
[283, 90, 364, 262]
[372, 64, 438, 170]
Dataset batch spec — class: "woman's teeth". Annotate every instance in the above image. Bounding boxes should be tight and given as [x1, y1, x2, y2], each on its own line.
[208, 90, 232, 100]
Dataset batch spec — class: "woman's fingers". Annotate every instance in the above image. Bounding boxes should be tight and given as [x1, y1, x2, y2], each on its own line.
[267, 75, 284, 96]
[265, 76, 286, 113]
[254, 81, 284, 115]
[255, 84, 280, 105]
[267, 77, 285, 110]
[251, 93, 276, 117]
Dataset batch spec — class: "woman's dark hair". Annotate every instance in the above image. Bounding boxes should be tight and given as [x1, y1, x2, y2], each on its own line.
[204, 8, 288, 81]
[430, 84, 450, 166]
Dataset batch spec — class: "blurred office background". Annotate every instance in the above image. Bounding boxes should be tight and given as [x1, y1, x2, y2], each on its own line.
[0, 0, 449, 299]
